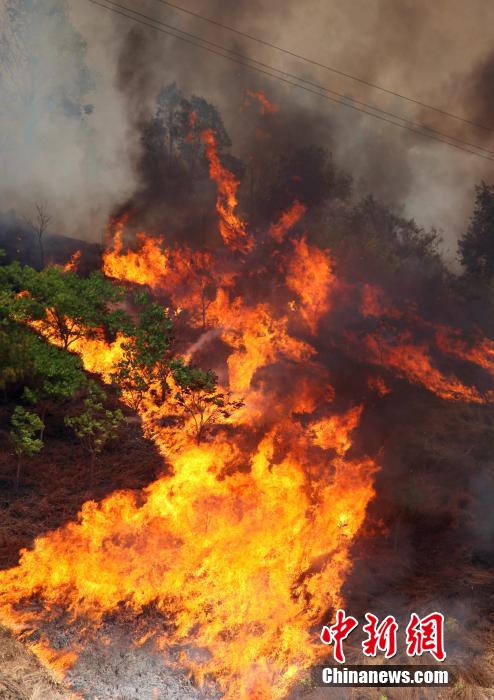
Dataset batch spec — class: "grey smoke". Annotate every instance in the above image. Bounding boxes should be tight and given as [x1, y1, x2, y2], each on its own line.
[1, 0, 494, 255]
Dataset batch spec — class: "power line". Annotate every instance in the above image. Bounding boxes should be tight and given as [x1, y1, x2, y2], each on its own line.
[84, 0, 494, 163]
[106, 0, 494, 156]
[90, 0, 494, 158]
[151, 0, 494, 134]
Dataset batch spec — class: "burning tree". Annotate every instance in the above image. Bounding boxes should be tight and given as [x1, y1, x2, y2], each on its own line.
[4, 82, 494, 700]
[173, 364, 244, 443]
[17, 265, 124, 350]
[111, 291, 176, 409]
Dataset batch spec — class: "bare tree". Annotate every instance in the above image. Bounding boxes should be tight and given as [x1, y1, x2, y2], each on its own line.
[25, 202, 50, 269]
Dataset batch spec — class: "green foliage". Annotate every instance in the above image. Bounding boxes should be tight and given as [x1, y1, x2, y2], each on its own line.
[16, 265, 124, 349]
[111, 292, 175, 409]
[10, 406, 44, 457]
[458, 181, 494, 278]
[24, 336, 85, 405]
[20, 335, 86, 437]
[9, 406, 44, 489]
[0, 261, 33, 325]
[0, 259, 86, 406]
[65, 382, 124, 481]
[173, 364, 244, 443]
[350, 196, 441, 265]
[0, 324, 32, 392]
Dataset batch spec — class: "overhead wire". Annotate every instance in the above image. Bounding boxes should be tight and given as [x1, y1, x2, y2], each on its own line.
[84, 0, 494, 162]
[151, 0, 494, 133]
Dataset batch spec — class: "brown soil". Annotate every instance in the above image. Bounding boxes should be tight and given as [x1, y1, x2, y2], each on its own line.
[0, 400, 164, 570]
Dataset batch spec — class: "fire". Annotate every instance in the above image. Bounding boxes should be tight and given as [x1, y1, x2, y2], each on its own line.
[310, 405, 363, 455]
[29, 641, 78, 681]
[70, 333, 126, 382]
[244, 90, 278, 115]
[363, 333, 486, 403]
[103, 228, 170, 289]
[7, 122, 494, 699]
[63, 250, 81, 272]
[435, 325, 494, 379]
[201, 128, 254, 254]
[367, 375, 391, 397]
[208, 290, 314, 394]
[285, 237, 336, 334]
[1, 200, 380, 697]
[0, 428, 377, 698]
[268, 200, 306, 243]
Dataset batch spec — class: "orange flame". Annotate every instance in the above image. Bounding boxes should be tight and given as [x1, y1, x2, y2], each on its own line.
[364, 333, 486, 404]
[7, 100, 494, 697]
[2, 219, 379, 697]
[269, 201, 306, 243]
[63, 250, 81, 272]
[436, 325, 494, 379]
[103, 229, 170, 290]
[244, 90, 279, 115]
[201, 129, 254, 253]
[286, 238, 336, 333]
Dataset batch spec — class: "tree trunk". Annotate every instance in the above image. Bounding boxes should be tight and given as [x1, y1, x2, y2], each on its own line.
[39, 405, 47, 442]
[201, 295, 207, 331]
[38, 232, 44, 269]
[15, 454, 22, 491]
[89, 451, 95, 486]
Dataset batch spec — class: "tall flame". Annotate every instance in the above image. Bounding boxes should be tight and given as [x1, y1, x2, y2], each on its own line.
[201, 129, 254, 254]
[1, 208, 379, 697]
[4, 123, 494, 699]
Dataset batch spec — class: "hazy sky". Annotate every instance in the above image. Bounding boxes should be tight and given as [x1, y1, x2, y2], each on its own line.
[1, 0, 493, 260]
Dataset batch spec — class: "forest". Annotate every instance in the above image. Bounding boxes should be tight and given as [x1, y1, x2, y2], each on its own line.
[1, 3, 494, 698]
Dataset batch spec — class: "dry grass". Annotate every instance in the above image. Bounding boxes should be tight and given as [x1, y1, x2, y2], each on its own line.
[0, 407, 163, 570]
[0, 626, 71, 700]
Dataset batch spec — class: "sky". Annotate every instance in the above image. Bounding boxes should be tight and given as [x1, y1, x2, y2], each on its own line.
[1, 0, 493, 261]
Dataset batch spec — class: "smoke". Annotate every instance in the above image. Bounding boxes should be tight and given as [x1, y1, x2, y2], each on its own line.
[0, 0, 135, 242]
[105, 0, 494, 259]
[1, 0, 494, 253]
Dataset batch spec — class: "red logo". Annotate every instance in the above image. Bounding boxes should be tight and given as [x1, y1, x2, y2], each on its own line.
[362, 613, 398, 659]
[406, 612, 446, 662]
[321, 610, 446, 664]
[320, 609, 359, 663]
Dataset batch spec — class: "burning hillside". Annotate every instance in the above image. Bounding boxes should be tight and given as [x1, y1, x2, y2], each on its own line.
[1, 113, 494, 699]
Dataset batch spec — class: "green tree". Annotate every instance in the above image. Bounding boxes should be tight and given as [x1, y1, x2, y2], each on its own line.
[22, 335, 86, 437]
[9, 406, 44, 490]
[458, 181, 494, 278]
[0, 260, 45, 396]
[111, 292, 175, 409]
[17, 265, 124, 350]
[64, 383, 124, 484]
[173, 364, 243, 443]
